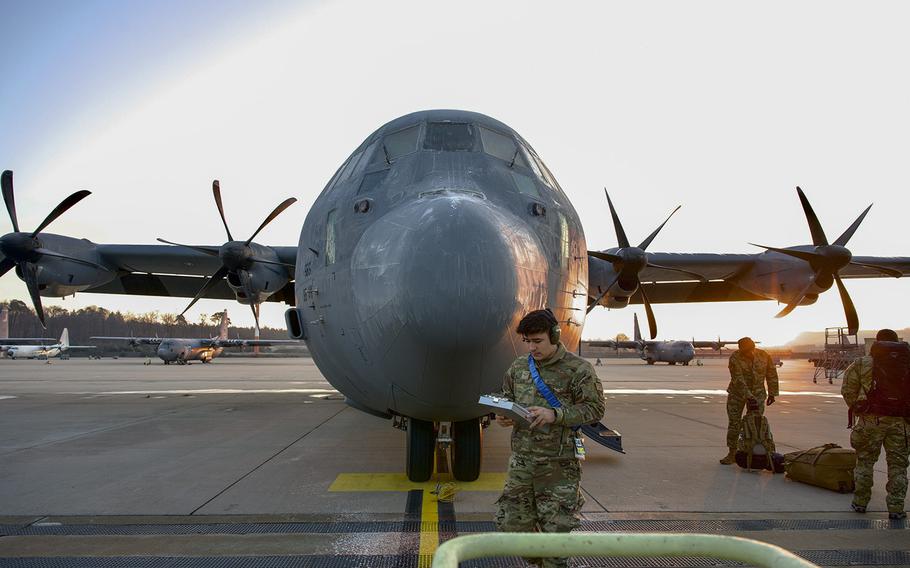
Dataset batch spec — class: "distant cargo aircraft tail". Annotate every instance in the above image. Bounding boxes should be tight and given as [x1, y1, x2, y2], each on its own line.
[60, 328, 70, 348]
[633, 313, 642, 343]
[218, 310, 229, 340]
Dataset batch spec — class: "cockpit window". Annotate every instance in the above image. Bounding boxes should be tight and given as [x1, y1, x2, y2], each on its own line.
[383, 125, 420, 161]
[479, 126, 523, 166]
[424, 122, 475, 152]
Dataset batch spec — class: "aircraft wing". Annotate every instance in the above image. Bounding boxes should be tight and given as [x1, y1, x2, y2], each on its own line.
[65, 345, 97, 349]
[585, 340, 642, 349]
[592, 252, 910, 307]
[90, 337, 164, 345]
[0, 338, 56, 344]
[690, 340, 739, 349]
[214, 339, 302, 347]
[83, 245, 297, 303]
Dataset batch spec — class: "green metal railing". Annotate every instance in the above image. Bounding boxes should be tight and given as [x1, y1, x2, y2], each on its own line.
[432, 532, 819, 568]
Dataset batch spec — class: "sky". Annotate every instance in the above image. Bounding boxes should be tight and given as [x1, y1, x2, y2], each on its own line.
[1, 0, 908, 345]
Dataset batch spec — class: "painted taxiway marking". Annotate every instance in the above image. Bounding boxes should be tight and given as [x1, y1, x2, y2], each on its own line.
[606, 388, 842, 398]
[329, 472, 505, 492]
[331, 473, 504, 565]
[61, 388, 341, 395]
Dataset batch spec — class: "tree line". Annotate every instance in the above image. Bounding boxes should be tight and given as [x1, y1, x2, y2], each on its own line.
[1, 300, 289, 344]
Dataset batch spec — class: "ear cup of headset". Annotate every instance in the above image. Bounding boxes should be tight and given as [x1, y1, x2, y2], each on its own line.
[549, 325, 561, 345]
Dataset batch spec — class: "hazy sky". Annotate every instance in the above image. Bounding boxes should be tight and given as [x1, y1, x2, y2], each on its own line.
[1, 0, 908, 345]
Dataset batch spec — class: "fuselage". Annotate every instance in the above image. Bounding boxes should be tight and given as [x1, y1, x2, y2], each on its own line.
[296, 110, 588, 422]
[7, 344, 64, 359]
[156, 339, 222, 364]
[641, 341, 696, 364]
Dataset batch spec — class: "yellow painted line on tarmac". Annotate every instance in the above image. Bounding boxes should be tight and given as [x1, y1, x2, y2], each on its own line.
[418, 490, 439, 568]
[329, 472, 505, 492]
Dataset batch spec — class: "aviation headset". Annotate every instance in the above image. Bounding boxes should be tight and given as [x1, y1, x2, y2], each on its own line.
[543, 309, 561, 345]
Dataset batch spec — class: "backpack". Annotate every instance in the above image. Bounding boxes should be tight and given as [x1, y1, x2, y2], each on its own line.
[736, 411, 781, 472]
[865, 341, 910, 417]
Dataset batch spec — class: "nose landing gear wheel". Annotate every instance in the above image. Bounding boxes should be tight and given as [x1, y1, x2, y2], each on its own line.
[452, 417, 482, 481]
[406, 418, 435, 482]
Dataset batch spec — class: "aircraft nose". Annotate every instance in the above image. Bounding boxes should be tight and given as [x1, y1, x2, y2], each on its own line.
[353, 193, 547, 349]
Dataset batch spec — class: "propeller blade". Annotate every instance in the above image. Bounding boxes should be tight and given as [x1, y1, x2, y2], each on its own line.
[0, 256, 16, 278]
[587, 250, 623, 264]
[245, 197, 297, 245]
[250, 256, 296, 269]
[180, 266, 230, 316]
[212, 180, 234, 242]
[2, 170, 19, 232]
[638, 205, 681, 251]
[833, 204, 872, 247]
[33, 248, 109, 270]
[796, 187, 828, 246]
[31, 190, 91, 237]
[749, 243, 820, 264]
[586, 273, 621, 314]
[604, 189, 630, 248]
[250, 303, 261, 335]
[774, 272, 819, 319]
[848, 261, 903, 278]
[638, 284, 658, 339]
[834, 274, 859, 335]
[21, 262, 45, 327]
[156, 238, 220, 256]
[645, 262, 707, 282]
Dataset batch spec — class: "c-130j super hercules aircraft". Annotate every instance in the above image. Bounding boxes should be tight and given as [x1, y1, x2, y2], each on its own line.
[2, 110, 909, 481]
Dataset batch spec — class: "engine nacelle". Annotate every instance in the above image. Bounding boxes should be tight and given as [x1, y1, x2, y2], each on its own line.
[734, 252, 831, 304]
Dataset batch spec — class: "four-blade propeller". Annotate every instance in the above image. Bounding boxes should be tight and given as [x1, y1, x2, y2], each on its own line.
[586, 189, 706, 339]
[158, 180, 296, 332]
[750, 187, 900, 335]
[0, 170, 100, 327]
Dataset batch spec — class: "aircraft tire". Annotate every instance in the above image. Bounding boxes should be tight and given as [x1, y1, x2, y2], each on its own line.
[646, 359, 655, 365]
[452, 417, 483, 482]
[406, 418, 435, 482]
[669, 361, 676, 365]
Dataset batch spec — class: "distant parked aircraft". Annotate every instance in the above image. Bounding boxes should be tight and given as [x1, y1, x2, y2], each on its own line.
[92, 310, 299, 364]
[5, 328, 94, 359]
[588, 313, 738, 365]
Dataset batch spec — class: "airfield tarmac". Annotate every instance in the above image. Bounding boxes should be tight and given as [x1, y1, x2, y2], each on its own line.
[0, 357, 907, 567]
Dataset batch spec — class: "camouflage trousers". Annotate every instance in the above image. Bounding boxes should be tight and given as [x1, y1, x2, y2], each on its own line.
[850, 415, 910, 513]
[726, 393, 766, 450]
[495, 454, 584, 568]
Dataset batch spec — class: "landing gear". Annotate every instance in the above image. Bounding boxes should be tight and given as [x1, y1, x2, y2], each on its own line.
[668, 361, 676, 365]
[682, 361, 689, 366]
[452, 418, 482, 482]
[646, 358, 655, 365]
[406, 418, 435, 482]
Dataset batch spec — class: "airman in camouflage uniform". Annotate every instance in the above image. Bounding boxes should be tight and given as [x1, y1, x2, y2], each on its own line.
[720, 337, 779, 465]
[495, 309, 605, 568]
[842, 329, 910, 519]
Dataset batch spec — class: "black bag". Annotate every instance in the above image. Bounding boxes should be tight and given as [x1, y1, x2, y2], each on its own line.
[736, 450, 785, 473]
[866, 341, 910, 417]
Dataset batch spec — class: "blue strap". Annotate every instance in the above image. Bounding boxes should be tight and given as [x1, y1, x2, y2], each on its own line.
[528, 354, 562, 408]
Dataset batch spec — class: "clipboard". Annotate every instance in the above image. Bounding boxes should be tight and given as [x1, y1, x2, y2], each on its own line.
[478, 394, 532, 426]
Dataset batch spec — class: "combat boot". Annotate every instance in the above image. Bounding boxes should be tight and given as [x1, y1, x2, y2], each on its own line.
[719, 449, 736, 465]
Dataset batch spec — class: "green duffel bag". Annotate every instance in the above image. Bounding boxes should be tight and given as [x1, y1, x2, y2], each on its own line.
[784, 443, 856, 493]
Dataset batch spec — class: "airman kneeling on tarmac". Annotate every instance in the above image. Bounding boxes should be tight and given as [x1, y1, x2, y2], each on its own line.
[842, 328, 910, 520]
[720, 337, 779, 465]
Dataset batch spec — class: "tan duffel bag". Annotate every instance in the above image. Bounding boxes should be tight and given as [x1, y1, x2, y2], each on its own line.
[784, 444, 856, 493]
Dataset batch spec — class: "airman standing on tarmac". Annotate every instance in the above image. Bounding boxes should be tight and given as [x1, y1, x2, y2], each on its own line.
[720, 337, 779, 465]
[842, 328, 910, 519]
[495, 309, 605, 568]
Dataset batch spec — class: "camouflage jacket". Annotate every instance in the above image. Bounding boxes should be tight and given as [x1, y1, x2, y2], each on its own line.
[842, 355, 874, 410]
[727, 348, 779, 399]
[501, 344, 605, 461]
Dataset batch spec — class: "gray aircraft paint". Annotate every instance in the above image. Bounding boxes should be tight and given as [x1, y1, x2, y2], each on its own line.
[295, 110, 588, 422]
